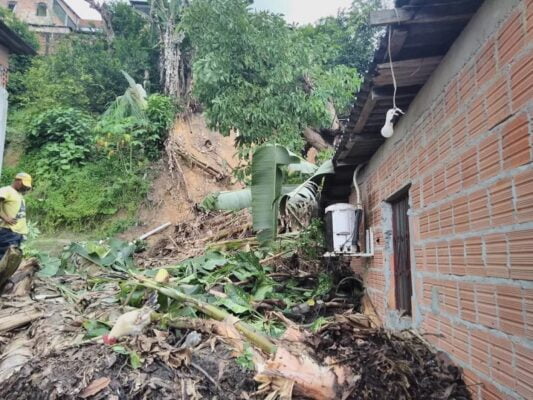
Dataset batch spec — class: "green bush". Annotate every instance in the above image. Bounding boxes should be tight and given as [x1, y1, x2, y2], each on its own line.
[28, 107, 93, 149]
[24, 158, 149, 232]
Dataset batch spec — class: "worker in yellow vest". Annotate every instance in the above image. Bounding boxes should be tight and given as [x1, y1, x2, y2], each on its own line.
[0, 172, 31, 260]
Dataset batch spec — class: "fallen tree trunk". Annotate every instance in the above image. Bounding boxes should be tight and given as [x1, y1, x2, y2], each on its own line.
[0, 247, 23, 294]
[135, 276, 353, 399]
[303, 127, 333, 152]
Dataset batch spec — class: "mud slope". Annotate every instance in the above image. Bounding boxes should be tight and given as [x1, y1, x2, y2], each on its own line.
[125, 113, 241, 240]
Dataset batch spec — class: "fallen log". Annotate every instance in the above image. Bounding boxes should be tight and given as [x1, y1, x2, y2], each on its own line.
[0, 247, 23, 293]
[135, 276, 354, 399]
[0, 310, 43, 333]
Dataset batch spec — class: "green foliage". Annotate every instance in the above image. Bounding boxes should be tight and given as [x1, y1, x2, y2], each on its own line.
[251, 145, 299, 243]
[0, 7, 39, 50]
[297, 219, 327, 259]
[28, 107, 93, 150]
[183, 0, 361, 154]
[309, 0, 381, 75]
[21, 157, 148, 232]
[0, 7, 39, 105]
[83, 320, 111, 338]
[109, 2, 159, 90]
[235, 345, 255, 370]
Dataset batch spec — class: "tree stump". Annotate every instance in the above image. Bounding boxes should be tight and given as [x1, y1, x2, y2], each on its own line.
[0, 247, 23, 293]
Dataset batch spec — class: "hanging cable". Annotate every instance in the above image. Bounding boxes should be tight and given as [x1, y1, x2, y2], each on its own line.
[388, 26, 398, 110]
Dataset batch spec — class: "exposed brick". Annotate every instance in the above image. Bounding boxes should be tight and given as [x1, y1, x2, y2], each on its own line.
[450, 324, 470, 364]
[449, 240, 466, 275]
[451, 115, 467, 149]
[525, 288, 533, 337]
[489, 179, 514, 227]
[515, 344, 533, 399]
[440, 204, 453, 236]
[511, 52, 533, 111]
[436, 242, 450, 274]
[467, 96, 487, 138]
[490, 336, 516, 390]
[445, 161, 462, 195]
[507, 229, 533, 280]
[501, 114, 530, 170]
[461, 147, 478, 190]
[497, 285, 525, 336]
[476, 284, 498, 328]
[459, 63, 476, 103]
[433, 169, 445, 202]
[410, 184, 421, 210]
[477, 134, 501, 182]
[497, 10, 525, 67]
[421, 175, 433, 208]
[459, 282, 476, 323]
[486, 75, 511, 129]
[484, 234, 509, 278]
[480, 379, 507, 400]
[466, 238, 484, 277]
[453, 196, 470, 234]
[514, 169, 533, 223]
[425, 244, 437, 273]
[445, 79, 458, 116]
[468, 189, 490, 231]
[527, 0, 533, 41]
[470, 330, 490, 375]
[476, 39, 497, 85]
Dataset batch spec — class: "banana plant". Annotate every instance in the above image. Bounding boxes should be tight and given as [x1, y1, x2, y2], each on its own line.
[201, 144, 335, 243]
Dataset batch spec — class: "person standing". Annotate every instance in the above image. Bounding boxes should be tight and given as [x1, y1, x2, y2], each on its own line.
[0, 172, 31, 260]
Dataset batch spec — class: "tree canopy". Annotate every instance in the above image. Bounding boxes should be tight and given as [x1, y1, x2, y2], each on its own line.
[182, 0, 376, 153]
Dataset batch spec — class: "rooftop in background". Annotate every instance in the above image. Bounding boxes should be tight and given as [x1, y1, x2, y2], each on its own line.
[0, 18, 37, 55]
[129, 0, 149, 14]
[335, 0, 484, 167]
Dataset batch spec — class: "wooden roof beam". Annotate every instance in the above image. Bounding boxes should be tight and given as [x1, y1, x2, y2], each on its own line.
[351, 96, 377, 134]
[369, 0, 481, 27]
[371, 85, 422, 100]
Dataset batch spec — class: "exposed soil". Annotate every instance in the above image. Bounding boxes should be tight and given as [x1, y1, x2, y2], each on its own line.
[123, 113, 241, 243]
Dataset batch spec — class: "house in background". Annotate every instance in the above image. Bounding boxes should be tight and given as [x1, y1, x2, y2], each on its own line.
[324, 0, 532, 399]
[0, 0, 101, 55]
[0, 19, 35, 174]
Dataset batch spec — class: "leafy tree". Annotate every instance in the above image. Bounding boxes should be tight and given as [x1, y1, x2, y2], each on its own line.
[148, 0, 192, 102]
[109, 2, 159, 91]
[18, 36, 127, 113]
[183, 0, 361, 155]
[308, 0, 381, 74]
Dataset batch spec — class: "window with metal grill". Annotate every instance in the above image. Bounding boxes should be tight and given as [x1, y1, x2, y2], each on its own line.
[391, 193, 412, 316]
[36, 2, 47, 17]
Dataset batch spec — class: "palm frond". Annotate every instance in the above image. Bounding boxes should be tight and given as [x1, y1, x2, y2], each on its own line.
[102, 71, 148, 123]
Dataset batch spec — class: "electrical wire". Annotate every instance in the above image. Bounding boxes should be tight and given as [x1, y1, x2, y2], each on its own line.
[388, 26, 398, 110]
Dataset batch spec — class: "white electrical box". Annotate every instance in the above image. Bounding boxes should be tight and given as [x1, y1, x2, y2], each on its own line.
[325, 203, 357, 253]
[324, 203, 374, 258]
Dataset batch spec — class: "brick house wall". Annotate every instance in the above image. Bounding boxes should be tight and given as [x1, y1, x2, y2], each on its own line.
[349, 0, 532, 399]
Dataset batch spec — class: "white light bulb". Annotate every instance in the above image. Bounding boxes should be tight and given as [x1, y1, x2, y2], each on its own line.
[381, 120, 394, 138]
[381, 108, 404, 138]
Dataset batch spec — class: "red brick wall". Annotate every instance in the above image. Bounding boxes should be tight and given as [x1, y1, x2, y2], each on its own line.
[353, 1, 533, 399]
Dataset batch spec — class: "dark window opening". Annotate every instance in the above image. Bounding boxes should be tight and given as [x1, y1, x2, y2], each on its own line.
[391, 193, 412, 316]
[8, 1, 16, 11]
[36, 2, 47, 17]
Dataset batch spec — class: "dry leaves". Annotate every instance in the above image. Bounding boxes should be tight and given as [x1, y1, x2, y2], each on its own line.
[80, 377, 110, 398]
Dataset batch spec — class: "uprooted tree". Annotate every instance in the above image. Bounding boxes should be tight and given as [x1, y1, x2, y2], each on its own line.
[182, 0, 379, 155]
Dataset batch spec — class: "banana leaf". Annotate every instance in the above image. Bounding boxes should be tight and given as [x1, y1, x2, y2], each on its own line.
[251, 145, 299, 243]
[280, 160, 335, 215]
[201, 185, 299, 211]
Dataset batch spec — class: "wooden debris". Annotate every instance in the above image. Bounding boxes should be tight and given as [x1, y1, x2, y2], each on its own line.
[0, 247, 23, 294]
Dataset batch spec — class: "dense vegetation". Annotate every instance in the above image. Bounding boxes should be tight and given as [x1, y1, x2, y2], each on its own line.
[2, 0, 378, 235]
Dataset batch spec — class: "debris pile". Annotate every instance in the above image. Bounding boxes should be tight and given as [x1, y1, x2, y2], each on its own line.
[0, 233, 471, 399]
